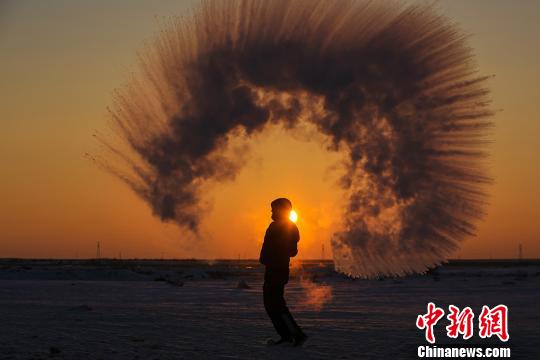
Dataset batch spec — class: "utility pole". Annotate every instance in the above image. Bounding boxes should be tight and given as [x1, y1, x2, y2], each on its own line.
[321, 244, 325, 260]
[96, 241, 101, 259]
[518, 243, 523, 260]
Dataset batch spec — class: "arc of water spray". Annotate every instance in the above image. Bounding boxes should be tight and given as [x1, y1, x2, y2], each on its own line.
[96, 0, 493, 278]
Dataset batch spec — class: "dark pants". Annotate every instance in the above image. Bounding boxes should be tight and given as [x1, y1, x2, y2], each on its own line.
[263, 268, 305, 340]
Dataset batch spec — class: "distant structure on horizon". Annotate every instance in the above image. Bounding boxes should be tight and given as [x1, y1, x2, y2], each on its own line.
[96, 241, 101, 259]
[519, 243, 523, 260]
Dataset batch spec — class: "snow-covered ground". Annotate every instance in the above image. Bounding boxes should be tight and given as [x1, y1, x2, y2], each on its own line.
[0, 259, 538, 359]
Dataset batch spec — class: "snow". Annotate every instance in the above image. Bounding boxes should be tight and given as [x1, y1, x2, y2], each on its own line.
[0, 259, 538, 359]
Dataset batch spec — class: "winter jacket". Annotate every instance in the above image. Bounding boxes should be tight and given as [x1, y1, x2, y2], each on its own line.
[259, 220, 299, 269]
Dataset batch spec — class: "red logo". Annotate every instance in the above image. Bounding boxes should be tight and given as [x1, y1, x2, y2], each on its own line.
[478, 305, 509, 342]
[416, 303, 509, 343]
[416, 302, 445, 343]
[446, 305, 474, 340]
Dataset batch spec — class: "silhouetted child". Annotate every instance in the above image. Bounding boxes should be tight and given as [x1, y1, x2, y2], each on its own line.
[259, 198, 307, 346]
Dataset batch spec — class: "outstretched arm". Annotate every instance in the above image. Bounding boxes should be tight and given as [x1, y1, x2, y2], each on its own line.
[288, 226, 300, 257]
[259, 228, 270, 265]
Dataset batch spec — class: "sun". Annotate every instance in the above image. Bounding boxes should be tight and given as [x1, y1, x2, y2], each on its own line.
[289, 210, 298, 223]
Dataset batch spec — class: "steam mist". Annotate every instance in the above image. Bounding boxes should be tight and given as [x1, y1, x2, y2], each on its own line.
[98, 0, 492, 278]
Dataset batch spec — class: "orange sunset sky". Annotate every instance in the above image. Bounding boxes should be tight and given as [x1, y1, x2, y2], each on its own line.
[1, 0, 539, 260]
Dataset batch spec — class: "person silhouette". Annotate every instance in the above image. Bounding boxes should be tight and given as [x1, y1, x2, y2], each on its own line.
[259, 198, 307, 346]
